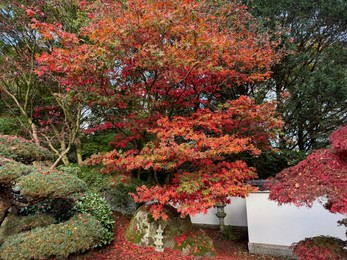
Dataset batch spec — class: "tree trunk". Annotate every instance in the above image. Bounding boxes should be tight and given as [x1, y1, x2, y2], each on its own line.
[30, 120, 40, 146]
[60, 141, 70, 166]
[74, 137, 83, 165]
[297, 124, 305, 151]
[275, 80, 287, 149]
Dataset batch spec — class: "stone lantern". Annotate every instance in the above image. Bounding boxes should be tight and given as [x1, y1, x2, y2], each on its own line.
[215, 203, 226, 232]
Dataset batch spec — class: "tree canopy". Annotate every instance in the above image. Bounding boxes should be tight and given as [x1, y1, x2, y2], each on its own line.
[247, 0, 347, 151]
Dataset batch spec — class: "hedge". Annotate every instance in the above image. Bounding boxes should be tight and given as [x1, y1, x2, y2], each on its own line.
[0, 214, 104, 260]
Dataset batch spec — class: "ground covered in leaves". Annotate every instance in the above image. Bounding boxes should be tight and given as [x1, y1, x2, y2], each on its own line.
[73, 212, 280, 260]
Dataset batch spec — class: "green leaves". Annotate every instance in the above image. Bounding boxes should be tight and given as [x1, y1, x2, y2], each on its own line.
[73, 192, 115, 246]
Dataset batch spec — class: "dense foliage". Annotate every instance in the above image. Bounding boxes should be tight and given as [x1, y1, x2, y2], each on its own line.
[247, 0, 347, 151]
[0, 136, 112, 257]
[267, 126, 347, 257]
[0, 0, 88, 165]
[34, 0, 282, 151]
[28, 0, 285, 219]
[73, 193, 115, 246]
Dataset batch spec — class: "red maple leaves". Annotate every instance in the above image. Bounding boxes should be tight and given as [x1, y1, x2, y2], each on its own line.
[267, 126, 347, 215]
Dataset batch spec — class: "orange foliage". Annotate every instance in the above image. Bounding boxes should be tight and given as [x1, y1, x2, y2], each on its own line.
[96, 96, 282, 219]
[34, 0, 283, 149]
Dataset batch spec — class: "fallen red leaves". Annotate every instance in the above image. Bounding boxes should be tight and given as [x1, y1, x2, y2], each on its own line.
[74, 212, 279, 260]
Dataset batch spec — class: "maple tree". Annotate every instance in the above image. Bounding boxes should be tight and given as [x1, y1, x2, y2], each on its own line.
[88, 97, 282, 219]
[31, 0, 284, 219]
[267, 126, 347, 216]
[34, 0, 282, 151]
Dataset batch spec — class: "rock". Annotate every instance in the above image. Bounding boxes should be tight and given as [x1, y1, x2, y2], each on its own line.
[173, 229, 216, 257]
[104, 191, 137, 215]
[125, 204, 192, 248]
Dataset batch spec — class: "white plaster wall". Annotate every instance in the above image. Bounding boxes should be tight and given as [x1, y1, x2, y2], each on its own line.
[246, 192, 346, 246]
[190, 197, 247, 227]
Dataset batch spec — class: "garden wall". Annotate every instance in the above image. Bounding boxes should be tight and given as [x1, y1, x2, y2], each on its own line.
[190, 192, 346, 258]
[246, 192, 346, 257]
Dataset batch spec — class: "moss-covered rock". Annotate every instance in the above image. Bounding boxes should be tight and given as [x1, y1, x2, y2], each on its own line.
[0, 214, 104, 260]
[173, 229, 216, 257]
[125, 204, 192, 248]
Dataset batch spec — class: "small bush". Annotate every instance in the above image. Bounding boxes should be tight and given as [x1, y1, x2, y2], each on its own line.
[73, 193, 115, 246]
[0, 214, 104, 260]
[0, 117, 18, 135]
[292, 236, 347, 260]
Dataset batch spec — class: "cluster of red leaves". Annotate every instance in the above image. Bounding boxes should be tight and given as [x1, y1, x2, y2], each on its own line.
[292, 236, 347, 260]
[83, 121, 113, 135]
[33, 106, 63, 127]
[267, 126, 347, 215]
[330, 126, 347, 158]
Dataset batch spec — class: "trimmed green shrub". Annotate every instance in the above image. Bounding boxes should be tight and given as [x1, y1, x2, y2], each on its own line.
[73, 193, 114, 246]
[2, 214, 55, 237]
[292, 236, 347, 260]
[0, 214, 104, 260]
[17, 171, 87, 200]
[0, 157, 36, 183]
[0, 135, 54, 164]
